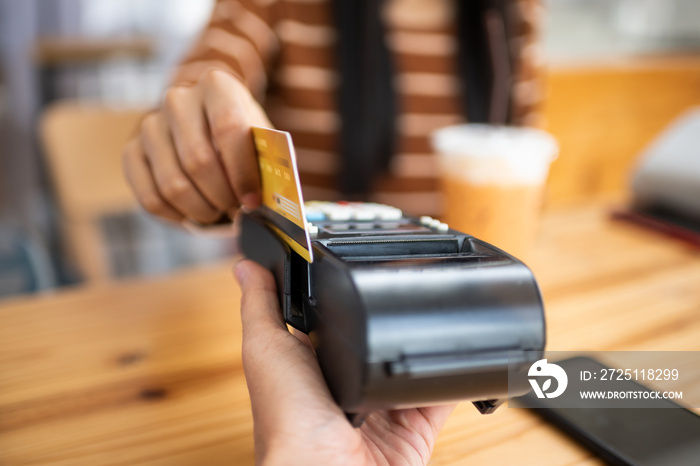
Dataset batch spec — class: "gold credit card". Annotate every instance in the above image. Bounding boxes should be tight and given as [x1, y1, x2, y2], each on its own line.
[252, 126, 313, 263]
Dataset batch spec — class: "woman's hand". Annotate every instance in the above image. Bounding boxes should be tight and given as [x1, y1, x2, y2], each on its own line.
[123, 69, 271, 224]
[234, 259, 455, 466]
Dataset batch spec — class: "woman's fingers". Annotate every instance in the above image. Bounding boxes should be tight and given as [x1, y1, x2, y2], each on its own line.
[139, 112, 221, 224]
[123, 69, 271, 225]
[162, 85, 239, 213]
[200, 70, 266, 210]
[122, 139, 184, 222]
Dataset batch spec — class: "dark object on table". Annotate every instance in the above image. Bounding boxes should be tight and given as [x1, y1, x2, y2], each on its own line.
[612, 206, 700, 248]
[518, 356, 700, 466]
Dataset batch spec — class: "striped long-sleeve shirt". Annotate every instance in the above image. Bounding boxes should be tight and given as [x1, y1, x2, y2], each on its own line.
[172, 0, 545, 216]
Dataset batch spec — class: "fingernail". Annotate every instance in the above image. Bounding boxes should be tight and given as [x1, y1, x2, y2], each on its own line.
[241, 192, 260, 210]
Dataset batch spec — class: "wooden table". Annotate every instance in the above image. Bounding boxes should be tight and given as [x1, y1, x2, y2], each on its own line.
[2, 201, 700, 465]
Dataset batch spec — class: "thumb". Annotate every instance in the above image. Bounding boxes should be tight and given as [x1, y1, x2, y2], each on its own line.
[233, 259, 343, 428]
[234, 259, 287, 336]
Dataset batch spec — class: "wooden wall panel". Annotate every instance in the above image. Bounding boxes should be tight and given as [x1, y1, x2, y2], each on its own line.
[543, 56, 700, 204]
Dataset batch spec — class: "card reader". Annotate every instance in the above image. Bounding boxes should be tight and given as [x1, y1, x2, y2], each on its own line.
[239, 201, 546, 425]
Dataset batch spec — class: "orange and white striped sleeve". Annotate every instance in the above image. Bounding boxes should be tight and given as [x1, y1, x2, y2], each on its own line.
[170, 0, 280, 101]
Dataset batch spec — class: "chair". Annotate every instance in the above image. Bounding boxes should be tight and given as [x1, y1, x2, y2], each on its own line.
[40, 101, 146, 282]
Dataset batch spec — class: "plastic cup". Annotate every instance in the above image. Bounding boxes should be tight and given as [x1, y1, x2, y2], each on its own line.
[431, 124, 558, 260]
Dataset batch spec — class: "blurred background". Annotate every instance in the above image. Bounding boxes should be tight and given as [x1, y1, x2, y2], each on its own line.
[1, 0, 699, 298]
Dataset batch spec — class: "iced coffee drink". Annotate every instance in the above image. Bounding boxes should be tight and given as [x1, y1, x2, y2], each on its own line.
[432, 125, 558, 260]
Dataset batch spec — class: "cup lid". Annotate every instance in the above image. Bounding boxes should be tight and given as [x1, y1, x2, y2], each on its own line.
[431, 124, 559, 162]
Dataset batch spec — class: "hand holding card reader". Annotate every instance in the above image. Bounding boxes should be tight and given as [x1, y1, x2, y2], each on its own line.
[239, 127, 546, 425]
